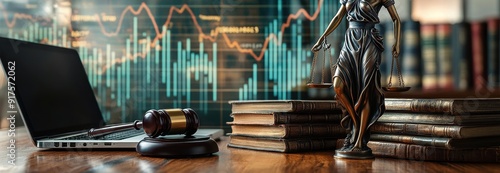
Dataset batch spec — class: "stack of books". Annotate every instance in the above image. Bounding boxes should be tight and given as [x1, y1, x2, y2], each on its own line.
[365, 98, 500, 162]
[227, 100, 346, 152]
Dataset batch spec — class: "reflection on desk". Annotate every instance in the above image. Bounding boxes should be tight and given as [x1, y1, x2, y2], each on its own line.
[1, 128, 499, 172]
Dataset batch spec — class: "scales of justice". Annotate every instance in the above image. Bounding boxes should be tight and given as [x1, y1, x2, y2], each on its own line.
[307, 0, 408, 159]
[307, 38, 409, 92]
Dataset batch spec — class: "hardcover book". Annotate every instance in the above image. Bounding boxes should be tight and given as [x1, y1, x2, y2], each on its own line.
[471, 21, 488, 90]
[487, 18, 499, 87]
[384, 98, 500, 115]
[228, 135, 338, 153]
[420, 24, 438, 90]
[382, 21, 396, 85]
[401, 20, 422, 88]
[230, 112, 342, 125]
[371, 122, 500, 139]
[227, 123, 346, 139]
[451, 22, 471, 90]
[377, 112, 500, 125]
[228, 100, 342, 113]
[436, 24, 453, 89]
[365, 140, 500, 162]
[370, 134, 500, 149]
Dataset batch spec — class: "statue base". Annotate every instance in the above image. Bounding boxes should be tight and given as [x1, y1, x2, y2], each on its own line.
[334, 148, 374, 159]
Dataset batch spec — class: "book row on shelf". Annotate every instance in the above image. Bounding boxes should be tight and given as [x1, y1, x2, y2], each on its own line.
[226, 99, 500, 162]
[376, 18, 500, 91]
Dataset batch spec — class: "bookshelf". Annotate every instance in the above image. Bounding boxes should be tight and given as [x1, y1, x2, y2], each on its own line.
[374, 0, 500, 97]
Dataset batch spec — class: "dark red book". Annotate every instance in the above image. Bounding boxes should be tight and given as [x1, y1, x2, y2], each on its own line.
[471, 21, 488, 91]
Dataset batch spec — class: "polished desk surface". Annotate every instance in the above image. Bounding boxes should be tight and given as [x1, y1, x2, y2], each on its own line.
[1, 128, 500, 173]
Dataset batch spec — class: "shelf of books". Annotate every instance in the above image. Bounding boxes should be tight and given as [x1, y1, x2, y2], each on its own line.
[377, 18, 500, 93]
[375, 0, 500, 95]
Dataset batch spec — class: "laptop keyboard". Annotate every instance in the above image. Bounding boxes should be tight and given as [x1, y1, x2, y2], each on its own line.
[59, 129, 144, 140]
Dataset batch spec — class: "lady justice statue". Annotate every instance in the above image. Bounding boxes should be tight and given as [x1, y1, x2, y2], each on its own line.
[311, 0, 401, 159]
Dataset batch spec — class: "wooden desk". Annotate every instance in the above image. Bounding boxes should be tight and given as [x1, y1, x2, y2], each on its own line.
[1, 128, 499, 173]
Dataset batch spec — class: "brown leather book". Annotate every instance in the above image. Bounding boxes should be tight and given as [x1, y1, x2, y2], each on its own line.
[227, 123, 346, 138]
[377, 112, 500, 125]
[371, 122, 500, 139]
[367, 140, 500, 162]
[228, 100, 342, 113]
[384, 98, 500, 115]
[228, 135, 338, 153]
[370, 134, 500, 149]
[230, 112, 342, 125]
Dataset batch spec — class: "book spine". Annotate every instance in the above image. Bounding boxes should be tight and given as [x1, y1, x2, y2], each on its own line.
[401, 21, 422, 88]
[385, 99, 453, 114]
[385, 99, 500, 114]
[471, 21, 488, 90]
[451, 22, 471, 90]
[367, 141, 500, 162]
[284, 138, 338, 152]
[371, 123, 464, 138]
[436, 24, 453, 89]
[290, 101, 342, 112]
[377, 112, 457, 125]
[487, 19, 499, 88]
[274, 112, 342, 124]
[420, 24, 438, 91]
[380, 21, 394, 86]
[379, 113, 500, 126]
[498, 18, 500, 86]
[283, 124, 346, 138]
[228, 137, 338, 153]
[370, 134, 452, 148]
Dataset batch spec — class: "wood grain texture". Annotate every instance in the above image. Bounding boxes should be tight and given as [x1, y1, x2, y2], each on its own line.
[1, 128, 499, 172]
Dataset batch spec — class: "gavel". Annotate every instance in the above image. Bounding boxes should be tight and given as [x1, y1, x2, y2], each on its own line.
[88, 108, 199, 138]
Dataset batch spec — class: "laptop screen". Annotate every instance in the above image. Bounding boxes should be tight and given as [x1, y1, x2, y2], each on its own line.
[0, 37, 104, 139]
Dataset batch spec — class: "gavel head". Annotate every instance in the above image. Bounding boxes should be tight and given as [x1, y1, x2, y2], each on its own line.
[142, 108, 199, 138]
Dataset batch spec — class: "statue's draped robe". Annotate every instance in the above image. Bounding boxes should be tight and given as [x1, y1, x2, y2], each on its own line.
[336, 0, 394, 146]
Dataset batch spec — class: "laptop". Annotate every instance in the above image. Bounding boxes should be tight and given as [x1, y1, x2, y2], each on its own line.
[0, 37, 223, 149]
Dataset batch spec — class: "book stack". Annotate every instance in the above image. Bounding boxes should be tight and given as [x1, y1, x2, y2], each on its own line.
[226, 100, 346, 153]
[366, 98, 500, 162]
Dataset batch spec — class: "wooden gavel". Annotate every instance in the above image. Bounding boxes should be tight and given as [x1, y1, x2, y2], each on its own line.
[88, 108, 199, 138]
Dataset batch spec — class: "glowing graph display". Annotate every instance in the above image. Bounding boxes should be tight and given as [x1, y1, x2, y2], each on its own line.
[0, 0, 346, 129]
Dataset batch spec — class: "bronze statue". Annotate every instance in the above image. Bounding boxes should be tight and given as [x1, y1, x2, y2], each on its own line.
[311, 0, 401, 159]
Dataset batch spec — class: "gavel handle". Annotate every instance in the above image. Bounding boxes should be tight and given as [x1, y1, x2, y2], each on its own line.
[88, 120, 143, 138]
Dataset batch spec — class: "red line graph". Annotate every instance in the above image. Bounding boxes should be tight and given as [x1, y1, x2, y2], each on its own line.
[0, 0, 324, 62]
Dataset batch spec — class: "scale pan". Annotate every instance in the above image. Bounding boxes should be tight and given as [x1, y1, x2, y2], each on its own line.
[307, 83, 333, 88]
[382, 86, 411, 92]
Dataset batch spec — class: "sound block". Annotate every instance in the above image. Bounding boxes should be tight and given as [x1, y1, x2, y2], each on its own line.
[136, 135, 219, 157]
